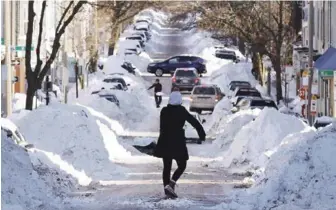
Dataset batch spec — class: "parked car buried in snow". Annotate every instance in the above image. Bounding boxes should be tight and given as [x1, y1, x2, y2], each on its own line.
[103, 77, 130, 91]
[232, 98, 278, 113]
[98, 93, 120, 107]
[228, 81, 252, 92]
[1, 118, 34, 150]
[313, 116, 335, 129]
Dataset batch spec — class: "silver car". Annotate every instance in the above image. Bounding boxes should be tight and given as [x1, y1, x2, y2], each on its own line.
[189, 85, 225, 114]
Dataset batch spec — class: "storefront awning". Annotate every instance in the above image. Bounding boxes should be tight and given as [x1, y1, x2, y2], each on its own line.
[314, 47, 336, 70]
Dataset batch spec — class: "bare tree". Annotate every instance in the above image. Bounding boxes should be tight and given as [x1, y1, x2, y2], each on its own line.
[167, 1, 295, 103]
[25, 0, 87, 110]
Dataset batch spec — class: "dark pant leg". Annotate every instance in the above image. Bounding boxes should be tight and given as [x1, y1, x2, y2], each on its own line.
[154, 95, 159, 106]
[158, 96, 162, 105]
[162, 158, 173, 186]
[171, 159, 187, 182]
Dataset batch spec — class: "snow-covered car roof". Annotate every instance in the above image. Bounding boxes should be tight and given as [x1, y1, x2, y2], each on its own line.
[1, 118, 18, 132]
[134, 22, 149, 30]
[314, 116, 335, 124]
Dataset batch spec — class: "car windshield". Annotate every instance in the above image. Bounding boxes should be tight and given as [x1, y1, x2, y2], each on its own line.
[230, 83, 251, 90]
[251, 100, 277, 109]
[232, 81, 251, 86]
[193, 87, 215, 95]
[175, 70, 196, 77]
[103, 78, 126, 86]
[100, 95, 117, 101]
[237, 90, 261, 97]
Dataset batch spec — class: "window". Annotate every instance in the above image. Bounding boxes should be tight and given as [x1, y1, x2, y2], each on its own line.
[175, 70, 196, 77]
[193, 87, 215, 95]
[251, 100, 278, 109]
[168, 58, 179, 63]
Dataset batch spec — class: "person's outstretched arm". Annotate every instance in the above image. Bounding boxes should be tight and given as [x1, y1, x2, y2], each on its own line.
[184, 108, 206, 140]
[148, 84, 154, 90]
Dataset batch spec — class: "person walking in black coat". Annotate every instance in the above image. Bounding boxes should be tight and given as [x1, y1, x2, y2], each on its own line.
[153, 91, 206, 198]
[148, 79, 163, 108]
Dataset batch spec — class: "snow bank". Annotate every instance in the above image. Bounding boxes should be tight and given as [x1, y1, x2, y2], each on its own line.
[212, 110, 258, 152]
[1, 131, 61, 210]
[16, 104, 131, 181]
[221, 108, 309, 168]
[208, 62, 257, 94]
[12, 93, 41, 112]
[218, 123, 336, 210]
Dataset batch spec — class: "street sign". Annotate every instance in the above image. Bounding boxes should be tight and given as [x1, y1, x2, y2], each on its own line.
[12, 46, 34, 51]
[311, 96, 317, 116]
[1, 38, 4, 45]
[320, 70, 334, 77]
[312, 71, 319, 95]
[302, 70, 309, 89]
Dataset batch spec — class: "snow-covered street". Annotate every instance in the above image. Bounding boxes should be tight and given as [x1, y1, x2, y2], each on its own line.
[2, 7, 336, 210]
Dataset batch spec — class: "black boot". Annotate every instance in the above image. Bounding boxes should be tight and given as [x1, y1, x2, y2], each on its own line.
[164, 180, 177, 198]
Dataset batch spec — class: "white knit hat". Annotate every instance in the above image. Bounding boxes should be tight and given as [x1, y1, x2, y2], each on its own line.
[168, 91, 183, 105]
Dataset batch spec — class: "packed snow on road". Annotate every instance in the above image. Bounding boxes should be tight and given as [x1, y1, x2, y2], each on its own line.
[2, 9, 336, 210]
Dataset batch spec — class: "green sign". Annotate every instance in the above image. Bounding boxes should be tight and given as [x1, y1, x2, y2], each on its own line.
[320, 70, 334, 77]
[1, 38, 3, 45]
[15, 46, 34, 51]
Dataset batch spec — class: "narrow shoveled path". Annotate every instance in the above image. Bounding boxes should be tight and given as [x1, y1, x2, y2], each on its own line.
[64, 17, 245, 210]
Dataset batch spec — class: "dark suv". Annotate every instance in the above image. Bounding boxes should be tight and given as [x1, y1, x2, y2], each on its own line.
[171, 68, 200, 92]
[147, 55, 207, 77]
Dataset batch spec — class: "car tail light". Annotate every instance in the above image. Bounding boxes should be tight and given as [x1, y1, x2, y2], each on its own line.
[215, 95, 220, 101]
[194, 78, 199, 84]
[172, 77, 176, 83]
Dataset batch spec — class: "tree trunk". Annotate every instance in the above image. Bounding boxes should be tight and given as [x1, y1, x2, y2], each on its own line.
[25, 78, 37, 110]
[238, 38, 245, 55]
[271, 54, 283, 103]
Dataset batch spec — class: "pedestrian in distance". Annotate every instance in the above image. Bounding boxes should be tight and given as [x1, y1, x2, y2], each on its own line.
[153, 91, 206, 199]
[148, 79, 163, 108]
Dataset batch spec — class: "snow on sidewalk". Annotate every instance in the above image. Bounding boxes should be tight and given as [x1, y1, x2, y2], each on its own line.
[1, 131, 64, 210]
[213, 123, 336, 210]
[15, 103, 132, 182]
[219, 108, 310, 169]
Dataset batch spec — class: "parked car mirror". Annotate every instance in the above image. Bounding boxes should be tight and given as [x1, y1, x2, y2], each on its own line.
[231, 107, 239, 113]
[202, 119, 206, 124]
[127, 84, 130, 86]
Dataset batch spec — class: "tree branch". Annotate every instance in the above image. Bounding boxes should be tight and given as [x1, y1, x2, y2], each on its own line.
[56, 1, 74, 33]
[35, 0, 47, 77]
[25, 0, 35, 75]
[38, 1, 87, 84]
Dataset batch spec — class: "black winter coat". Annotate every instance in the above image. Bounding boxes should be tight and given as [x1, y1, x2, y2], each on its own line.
[148, 83, 162, 93]
[153, 105, 206, 160]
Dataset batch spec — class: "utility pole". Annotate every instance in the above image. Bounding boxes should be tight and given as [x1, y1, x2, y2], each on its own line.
[5, 0, 12, 116]
[306, 1, 314, 125]
[75, 62, 79, 98]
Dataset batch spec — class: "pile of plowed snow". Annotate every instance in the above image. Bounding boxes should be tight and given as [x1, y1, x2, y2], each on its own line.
[16, 104, 132, 182]
[221, 108, 309, 168]
[216, 123, 336, 210]
[209, 62, 257, 94]
[212, 109, 259, 152]
[1, 131, 63, 210]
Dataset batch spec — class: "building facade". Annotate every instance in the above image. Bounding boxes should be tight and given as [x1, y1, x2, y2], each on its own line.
[301, 1, 336, 117]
